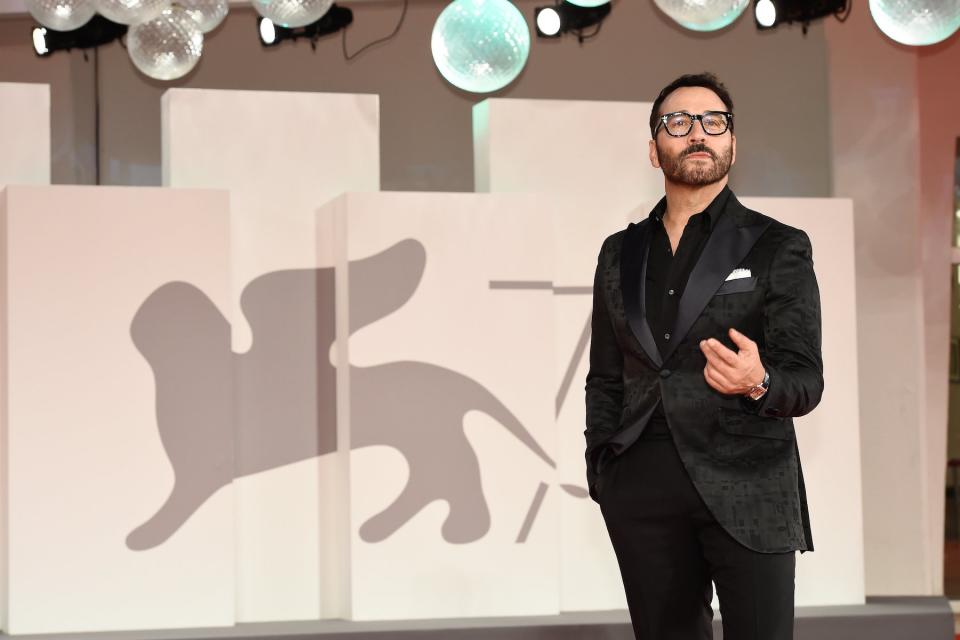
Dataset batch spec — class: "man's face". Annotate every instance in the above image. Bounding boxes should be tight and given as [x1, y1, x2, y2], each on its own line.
[648, 86, 736, 187]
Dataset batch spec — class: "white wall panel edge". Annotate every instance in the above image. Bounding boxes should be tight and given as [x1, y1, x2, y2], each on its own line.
[160, 92, 172, 188]
[472, 102, 490, 193]
[326, 193, 353, 620]
[0, 186, 8, 632]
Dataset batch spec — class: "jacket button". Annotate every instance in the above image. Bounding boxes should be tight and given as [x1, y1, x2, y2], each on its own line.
[660, 368, 671, 378]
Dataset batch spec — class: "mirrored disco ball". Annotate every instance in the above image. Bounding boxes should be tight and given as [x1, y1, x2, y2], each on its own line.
[127, 4, 203, 80]
[652, 0, 750, 32]
[94, 0, 168, 25]
[431, 0, 530, 94]
[251, 0, 331, 29]
[180, 0, 228, 32]
[26, 0, 96, 31]
[869, 0, 960, 46]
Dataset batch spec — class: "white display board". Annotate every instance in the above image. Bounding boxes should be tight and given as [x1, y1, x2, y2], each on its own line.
[0, 185, 233, 634]
[475, 97, 662, 611]
[323, 191, 559, 620]
[742, 197, 864, 606]
[0, 83, 50, 187]
[162, 88, 380, 622]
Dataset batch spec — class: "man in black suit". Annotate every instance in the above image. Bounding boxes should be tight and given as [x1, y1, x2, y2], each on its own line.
[584, 72, 823, 640]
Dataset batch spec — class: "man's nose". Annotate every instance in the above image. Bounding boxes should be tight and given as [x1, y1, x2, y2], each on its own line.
[688, 118, 707, 141]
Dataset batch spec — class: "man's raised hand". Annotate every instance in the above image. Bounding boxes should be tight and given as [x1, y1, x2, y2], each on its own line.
[699, 327, 765, 395]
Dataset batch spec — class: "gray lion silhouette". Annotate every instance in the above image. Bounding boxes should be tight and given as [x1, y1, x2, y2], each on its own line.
[125, 239, 559, 550]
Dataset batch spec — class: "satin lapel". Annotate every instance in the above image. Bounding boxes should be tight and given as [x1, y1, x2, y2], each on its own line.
[620, 221, 663, 368]
[660, 200, 771, 364]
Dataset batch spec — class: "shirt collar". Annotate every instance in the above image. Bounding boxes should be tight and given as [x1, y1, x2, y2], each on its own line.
[649, 184, 732, 231]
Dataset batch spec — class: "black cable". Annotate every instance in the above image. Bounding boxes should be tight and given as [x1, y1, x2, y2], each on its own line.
[576, 19, 603, 43]
[341, 0, 407, 61]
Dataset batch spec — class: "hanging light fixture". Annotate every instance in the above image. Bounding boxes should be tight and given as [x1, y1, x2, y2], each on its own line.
[534, 1, 611, 40]
[753, 0, 849, 34]
[868, 0, 960, 47]
[431, 0, 531, 94]
[652, 0, 750, 32]
[32, 13, 126, 56]
[126, 3, 203, 80]
[26, 0, 97, 31]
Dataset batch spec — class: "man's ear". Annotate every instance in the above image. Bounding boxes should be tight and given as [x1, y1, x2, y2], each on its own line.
[730, 133, 736, 166]
[649, 139, 660, 169]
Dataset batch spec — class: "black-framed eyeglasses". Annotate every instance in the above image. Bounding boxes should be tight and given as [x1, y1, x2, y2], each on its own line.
[653, 111, 734, 137]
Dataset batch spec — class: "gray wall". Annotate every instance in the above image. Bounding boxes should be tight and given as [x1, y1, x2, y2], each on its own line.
[0, 0, 832, 196]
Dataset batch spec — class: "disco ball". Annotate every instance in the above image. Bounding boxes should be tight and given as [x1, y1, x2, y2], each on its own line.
[868, 0, 960, 46]
[652, 0, 750, 32]
[251, 0, 331, 28]
[566, 0, 609, 6]
[94, 0, 168, 24]
[431, 0, 530, 94]
[26, 0, 95, 31]
[127, 4, 203, 80]
[180, 0, 228, 32]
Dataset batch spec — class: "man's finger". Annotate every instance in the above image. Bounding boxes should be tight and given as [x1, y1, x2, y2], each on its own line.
[703, 366, 725, 392]
[701, 338, 739, 367]
[728, 327, 755, 352]
[704, 364, 734, 392]
[702, 347, 738, 379]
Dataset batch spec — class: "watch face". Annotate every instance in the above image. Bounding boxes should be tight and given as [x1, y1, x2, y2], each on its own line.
[748, 386, 768, 401]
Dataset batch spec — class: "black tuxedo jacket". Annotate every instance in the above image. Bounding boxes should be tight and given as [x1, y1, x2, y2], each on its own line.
[584, 191, 823, 553]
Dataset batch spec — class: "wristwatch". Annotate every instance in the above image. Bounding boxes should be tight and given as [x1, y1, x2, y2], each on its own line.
[745, 369, 770, 401]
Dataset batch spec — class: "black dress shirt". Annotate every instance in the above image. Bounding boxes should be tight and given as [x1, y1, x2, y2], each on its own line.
[641, 185, 732, 439]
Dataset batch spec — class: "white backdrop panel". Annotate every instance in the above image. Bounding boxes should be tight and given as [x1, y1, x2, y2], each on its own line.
[0, 83, 50, 187]
[739, 197, 865, 606]
[0, 185, 232, 634]
[474, 97, 661, 611]
[162, 88, 380, 622]
[326, 192, 559, 620]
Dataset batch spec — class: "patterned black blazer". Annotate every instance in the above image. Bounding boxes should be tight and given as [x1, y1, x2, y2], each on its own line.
[584, 190, 823, 553]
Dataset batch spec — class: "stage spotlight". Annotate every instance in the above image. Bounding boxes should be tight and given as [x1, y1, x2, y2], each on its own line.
[257, 3, 352, 48]
[534, 1, 611, 40]
[536, 7, 562, 37]
[32, 14, 126, 57]
[259, 16, 278, 44]
[753, 0, 849, 34]
[754, 0, 775, 27]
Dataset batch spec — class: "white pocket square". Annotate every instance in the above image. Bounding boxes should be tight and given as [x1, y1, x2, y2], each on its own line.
[725, 268, 752, 281]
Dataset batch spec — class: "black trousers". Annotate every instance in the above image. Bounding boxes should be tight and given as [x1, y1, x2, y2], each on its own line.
[597, 427, 796, 640]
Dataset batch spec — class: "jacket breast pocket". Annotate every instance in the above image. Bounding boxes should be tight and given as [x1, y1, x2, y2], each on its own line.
[715, 276, 757, 295]
[718, 407, 792, 440]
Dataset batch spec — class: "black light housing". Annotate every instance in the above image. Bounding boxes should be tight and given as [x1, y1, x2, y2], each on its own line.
[258, 4, 353, 49]
[534, 1, 611, 41]
[32, 14, 127, 57]
[753, 0, 850, 34]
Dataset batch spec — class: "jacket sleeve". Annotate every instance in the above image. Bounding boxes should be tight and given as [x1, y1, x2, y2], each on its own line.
[741, 228, 824, 418]
[584, 238, 624, 499]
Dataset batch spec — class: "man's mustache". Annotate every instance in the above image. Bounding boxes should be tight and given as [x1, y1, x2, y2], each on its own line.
[682, 144, 716, 160]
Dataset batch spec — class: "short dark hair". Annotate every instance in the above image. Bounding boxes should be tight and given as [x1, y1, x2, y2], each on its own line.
[649, 72, 734, 138]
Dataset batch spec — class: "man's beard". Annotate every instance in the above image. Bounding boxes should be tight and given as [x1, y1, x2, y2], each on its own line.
[657, 142, 733, 186]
